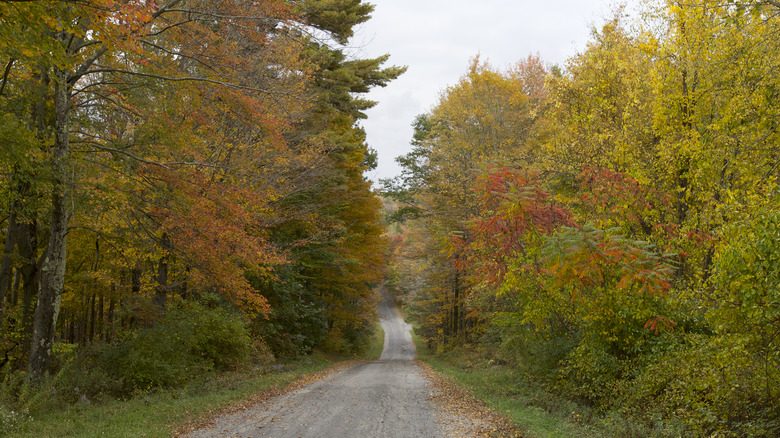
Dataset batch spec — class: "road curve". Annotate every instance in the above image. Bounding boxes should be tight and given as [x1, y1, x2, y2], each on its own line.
[184, 289, 444, 438]
[378, 288, 416, 361]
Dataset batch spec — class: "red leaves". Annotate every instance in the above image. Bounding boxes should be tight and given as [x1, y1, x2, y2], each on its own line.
[577, 166, 670, 232]
[644, 315, 677, 334]
[453, 167, 575, 286]
[457, 166, 683, 335]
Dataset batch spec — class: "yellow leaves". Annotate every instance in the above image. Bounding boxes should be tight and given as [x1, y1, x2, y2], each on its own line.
[20, 48, 39, 59]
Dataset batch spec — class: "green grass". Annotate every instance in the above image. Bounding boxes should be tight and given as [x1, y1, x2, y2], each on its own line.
[12, 356, 334, 438]
[412, 331, 602, 438]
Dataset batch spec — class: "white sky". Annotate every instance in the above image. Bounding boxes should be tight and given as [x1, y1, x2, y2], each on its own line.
[352, 0, 622, 182]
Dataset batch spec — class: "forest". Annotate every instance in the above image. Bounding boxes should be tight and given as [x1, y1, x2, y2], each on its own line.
[1, 0, 779, 437]
[0, 0, 404, 430]
[384, 1, 780, 436]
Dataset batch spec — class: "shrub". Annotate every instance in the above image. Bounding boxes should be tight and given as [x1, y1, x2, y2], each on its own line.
[557, 341, 625, 404]
[493, 316, 577, 382]
[166, 302, 253, 371]
[118, 301, 253, 390]
[47, 300, 255, 399]
[619, 333, 780, 437]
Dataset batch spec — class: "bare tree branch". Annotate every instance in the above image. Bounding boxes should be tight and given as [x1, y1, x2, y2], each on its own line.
[0, 58, 14, 97]
[86, 144, 171, 169]
[81, 67, 286, 95]
[143, 17, 194, 37]
[69, 47, 109, 84]
[164, 8, 281, 23]
[152, 0, 184, 20]
[139, 39, 217, 72]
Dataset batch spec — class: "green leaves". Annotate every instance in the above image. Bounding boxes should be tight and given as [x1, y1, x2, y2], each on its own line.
[713, 205, 780, 332]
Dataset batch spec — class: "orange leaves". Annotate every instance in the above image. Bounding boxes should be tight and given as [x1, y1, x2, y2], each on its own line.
[142, 165, 284, 315]
[543, 225, 674, 298]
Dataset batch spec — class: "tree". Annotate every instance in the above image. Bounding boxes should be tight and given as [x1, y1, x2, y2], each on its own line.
[546, 16, 657, 181]
[265, 31, 404, 351]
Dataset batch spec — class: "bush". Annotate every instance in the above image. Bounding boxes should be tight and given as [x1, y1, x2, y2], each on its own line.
[120, 328, 205, 391]
[55, 344, 127, 402]
[619, 333, 780, 437]
[47, 300, 255, 400]
[493, 316, 577, 382]
[119, 301, 253, 390]
[557, 341, 625, 404]
[166, 301, 253, 371]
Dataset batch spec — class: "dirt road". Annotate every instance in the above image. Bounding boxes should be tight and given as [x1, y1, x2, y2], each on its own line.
[184, 291, 446, 437]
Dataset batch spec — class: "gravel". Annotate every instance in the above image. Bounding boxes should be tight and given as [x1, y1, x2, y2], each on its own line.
[181, 289, 517, 438]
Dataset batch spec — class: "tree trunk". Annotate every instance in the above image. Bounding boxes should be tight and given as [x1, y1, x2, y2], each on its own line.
[28, 68, 70, 381]
[17, 219, 39, 357]
[154, 232, 170, 311]
[88, 292, 96, 343]
[179, 267, 190, 300]
[0, 204, 18, 313]
[97, 293, 104, 342]
[10, 267, 19, 307]
[452, 269, 460, 339]
[107, 291, 115, 341]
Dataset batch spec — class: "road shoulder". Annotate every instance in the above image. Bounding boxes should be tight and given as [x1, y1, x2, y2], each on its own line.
[174, 360, 360, 436]
[418, 359, 525, 437]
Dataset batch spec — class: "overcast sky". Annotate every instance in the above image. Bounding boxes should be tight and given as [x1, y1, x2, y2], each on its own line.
[352, 0, 620, 183]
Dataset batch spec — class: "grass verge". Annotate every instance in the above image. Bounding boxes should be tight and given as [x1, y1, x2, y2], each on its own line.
[412, 331, 603, 438]
[365, 320, 385, 360]
[13, 355, 333, 438]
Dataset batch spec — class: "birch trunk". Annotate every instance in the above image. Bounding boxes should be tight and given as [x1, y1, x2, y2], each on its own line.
[28, 68, 70, 380]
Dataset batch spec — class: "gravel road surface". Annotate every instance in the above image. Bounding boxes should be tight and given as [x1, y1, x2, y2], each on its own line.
[184, 290, 447, 438]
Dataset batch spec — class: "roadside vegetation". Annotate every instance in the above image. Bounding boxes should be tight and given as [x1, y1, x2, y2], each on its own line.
[9, 355, 334, 438]
[386, 2, 780, 436]
[415, 332, 663, 438]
